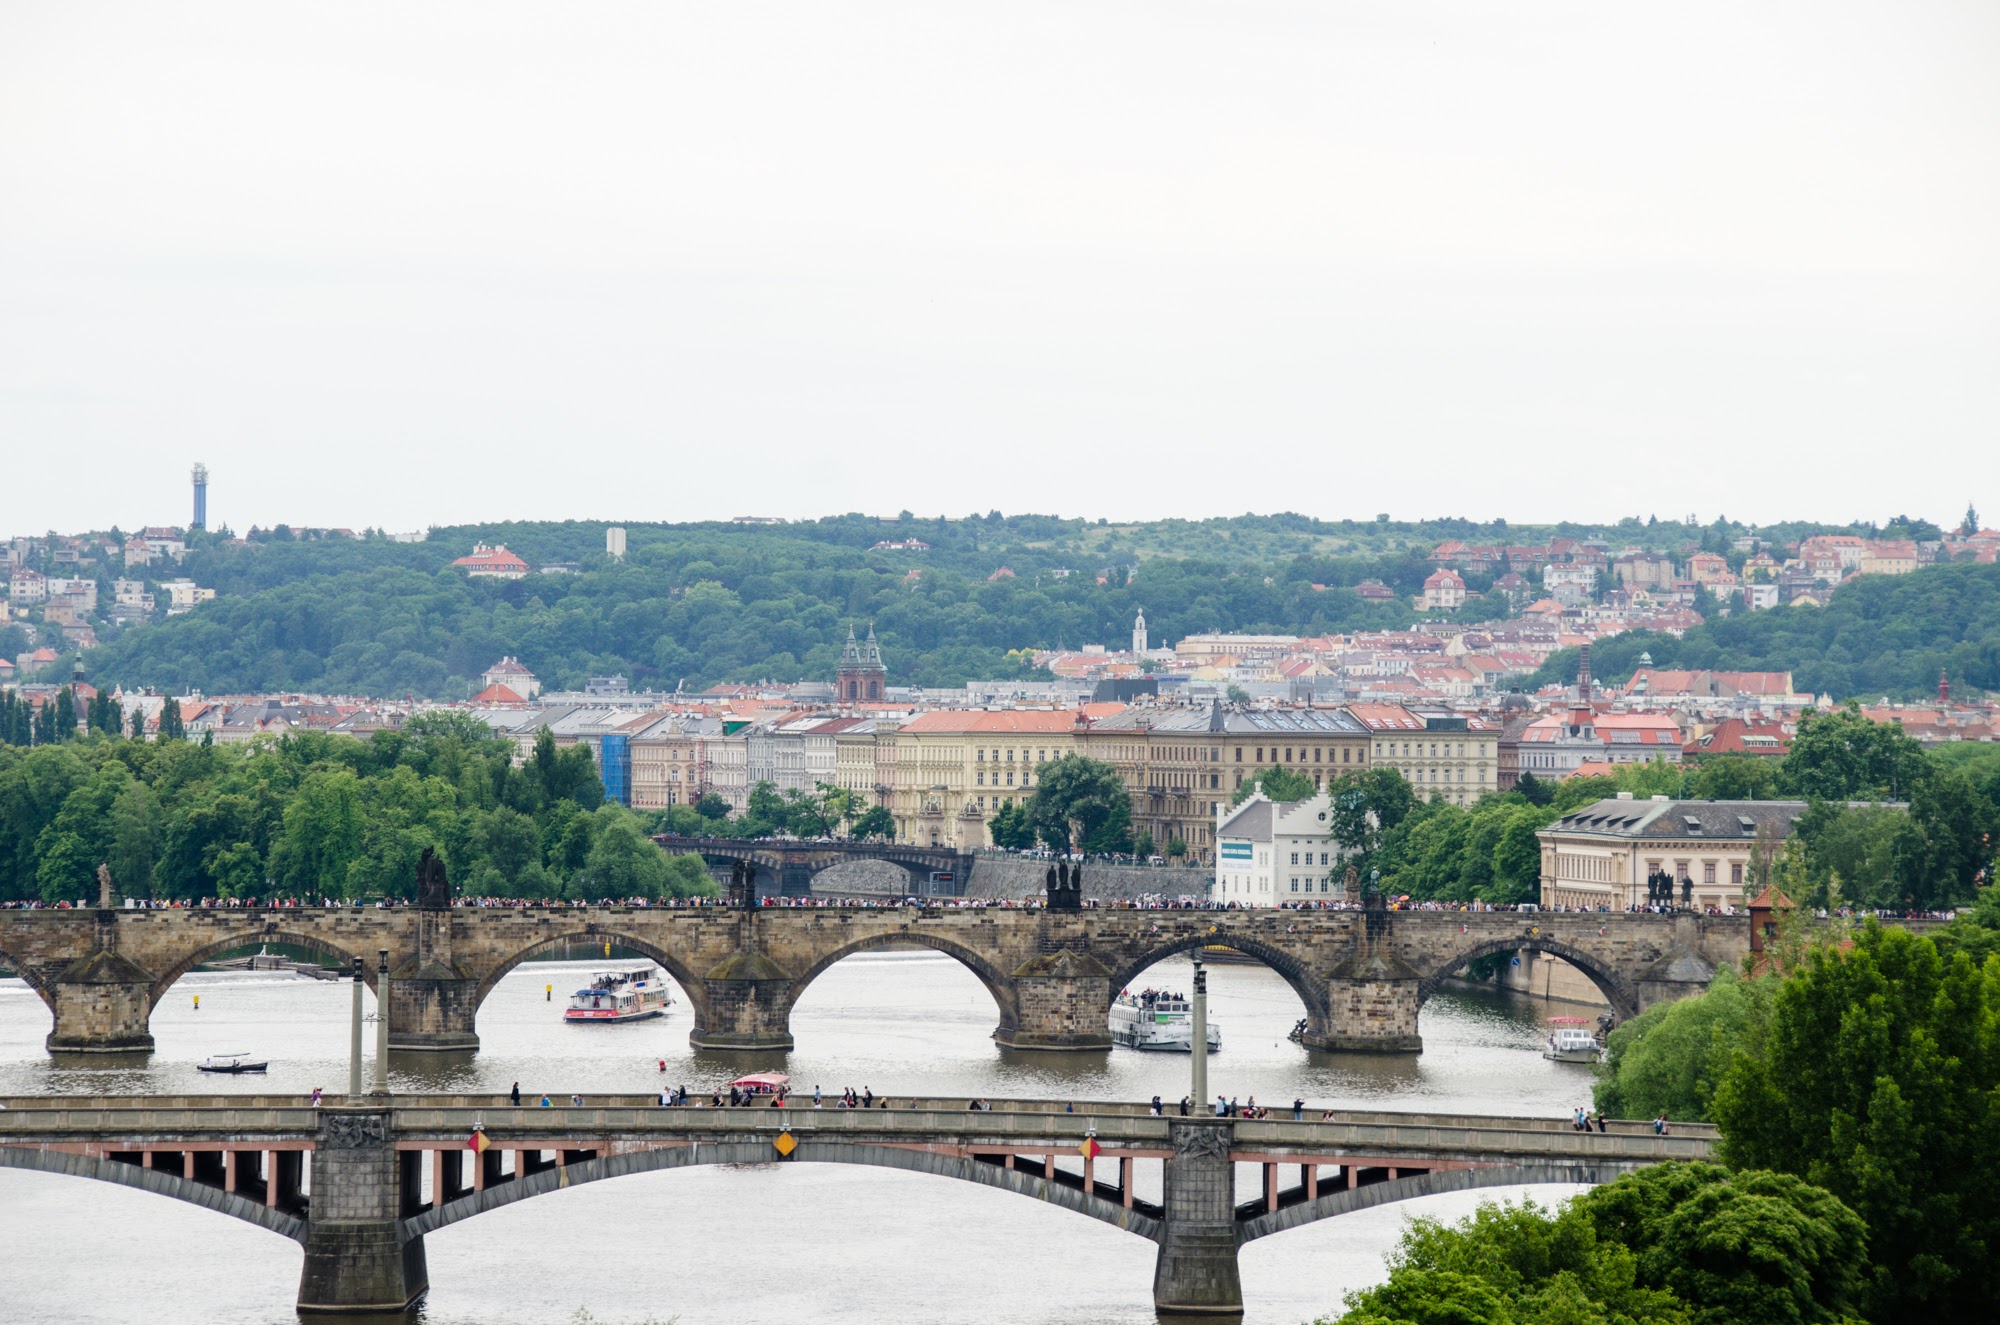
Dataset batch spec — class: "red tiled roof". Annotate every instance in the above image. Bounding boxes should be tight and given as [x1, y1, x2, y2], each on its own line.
[470, 684, 527, 704]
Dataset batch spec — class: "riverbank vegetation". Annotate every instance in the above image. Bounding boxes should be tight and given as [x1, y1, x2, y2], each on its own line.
[0, 715, 715, 904]
[1330, 913, 2000, 1325]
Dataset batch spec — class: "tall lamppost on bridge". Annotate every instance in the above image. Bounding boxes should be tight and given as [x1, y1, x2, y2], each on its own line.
[347, 957, 364, 1100]
[373, 948, 391, 1096]
[1191, 956, 1208, 1111]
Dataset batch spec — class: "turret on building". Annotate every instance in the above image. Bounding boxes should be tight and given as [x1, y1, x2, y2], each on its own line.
[836, 623, 888, 702]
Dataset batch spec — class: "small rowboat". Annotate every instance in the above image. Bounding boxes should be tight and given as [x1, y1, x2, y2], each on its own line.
[198, 1052, 268, 1074]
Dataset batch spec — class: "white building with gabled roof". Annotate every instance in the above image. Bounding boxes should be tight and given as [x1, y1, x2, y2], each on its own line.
[1213, 790, 1344, 907]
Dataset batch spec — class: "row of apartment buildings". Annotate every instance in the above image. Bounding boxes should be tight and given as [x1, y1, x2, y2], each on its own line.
[471, 697, 1503, 859]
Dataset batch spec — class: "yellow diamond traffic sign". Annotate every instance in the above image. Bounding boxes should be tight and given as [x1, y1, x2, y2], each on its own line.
[773, 1131, 797, 1158]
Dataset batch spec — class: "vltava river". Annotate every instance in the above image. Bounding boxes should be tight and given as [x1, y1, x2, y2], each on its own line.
[0, 952, 1601, 1325]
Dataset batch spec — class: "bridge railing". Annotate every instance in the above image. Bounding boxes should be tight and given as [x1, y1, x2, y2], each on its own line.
[0, 1095, 1714, 1162]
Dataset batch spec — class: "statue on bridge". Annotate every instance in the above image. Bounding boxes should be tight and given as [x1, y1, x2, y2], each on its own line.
[1341, 865, 1359, 906]
[728, 859, 760, 909]
[415, 848, 451, 910]
[96, 863, 117, 909]
[1045, 860, 1083, 912]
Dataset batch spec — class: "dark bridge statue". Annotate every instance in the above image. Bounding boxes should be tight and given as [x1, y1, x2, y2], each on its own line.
[0, 902, 1753, 1056]
[0, 1092, 1714, 1315]
[652, 835, 975, 899]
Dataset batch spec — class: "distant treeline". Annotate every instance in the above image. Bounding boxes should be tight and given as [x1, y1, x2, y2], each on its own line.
[71, 512, 1948, 699]
[1531, 561, 2000, 699]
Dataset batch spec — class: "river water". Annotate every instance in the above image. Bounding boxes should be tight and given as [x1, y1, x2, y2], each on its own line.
[0, 953, 1601, 1325]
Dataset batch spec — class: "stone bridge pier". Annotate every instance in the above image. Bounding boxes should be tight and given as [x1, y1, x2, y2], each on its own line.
[298, 1107, 428, 1313]
[1154, 1118, 1244, 1314]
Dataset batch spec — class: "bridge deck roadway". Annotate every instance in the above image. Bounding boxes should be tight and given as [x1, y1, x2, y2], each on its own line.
[0, 1094, 1713, 1166]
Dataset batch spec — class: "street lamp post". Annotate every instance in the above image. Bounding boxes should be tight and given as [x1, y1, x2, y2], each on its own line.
[1191, 957, 1208, 1112]
[347, 957, 364, 1099]
[373, 948, 390, 1095]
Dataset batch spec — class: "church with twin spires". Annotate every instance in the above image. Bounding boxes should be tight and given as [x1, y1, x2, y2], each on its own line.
[836, 623, 888, 702]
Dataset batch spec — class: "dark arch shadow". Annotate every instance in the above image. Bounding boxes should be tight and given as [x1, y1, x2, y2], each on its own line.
[0, 937, 55, 1012]
[1239, 1161, 1637, 1242]
[1416, 938, 1638, 1019]
[404, 1138, 1156, 1243]
[147, 929, 366, 1007]
[780, 932, 1021, 1040]
[468, 930, 712, 1033]
[0, 1145, 307, 1242]
[1105, 933, 1329, 1037]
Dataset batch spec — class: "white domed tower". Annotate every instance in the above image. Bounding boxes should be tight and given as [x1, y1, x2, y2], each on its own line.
[1132, 608, 1148, 656]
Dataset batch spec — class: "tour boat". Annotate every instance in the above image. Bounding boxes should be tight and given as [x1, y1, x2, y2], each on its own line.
[563, 968, 675, 1024]
[197, 1051, 268, 1074]
[1541, 1020, 1603, 1064]
[727, 1072, 790, 1097]
[1109, 988, 1221, 1053]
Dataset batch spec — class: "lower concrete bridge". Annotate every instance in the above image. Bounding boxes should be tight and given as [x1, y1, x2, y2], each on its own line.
[0, 1092, 1713, 1316]
[0, 904, 1750, 1056]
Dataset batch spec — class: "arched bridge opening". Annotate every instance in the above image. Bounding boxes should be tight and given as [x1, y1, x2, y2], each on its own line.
[468, 930, 711, 1040]
[1108, 932, 1330, 1045]
[782, 931, 1022, 1045]
[148, 930, 364, 1009]
[1418, 937, 1638, 1020]
[0, 1143, 308, 1243]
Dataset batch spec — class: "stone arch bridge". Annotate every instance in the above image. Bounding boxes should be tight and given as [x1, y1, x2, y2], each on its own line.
[0, 905, 1746, 1055]
[652, 836, 974, 898]
[0, 1093, 1713, 1315]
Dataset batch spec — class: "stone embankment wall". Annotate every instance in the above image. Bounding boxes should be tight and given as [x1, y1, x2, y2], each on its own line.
[1444, 951, 1613, 1010]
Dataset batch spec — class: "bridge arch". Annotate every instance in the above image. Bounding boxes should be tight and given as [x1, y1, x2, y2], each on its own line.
[1239, 1161, 1634, 1243]
[468, 929, 712, 1031]
[0, 1145, 307, 1242]
[1417, 938, 1639, 1019]
[0, 937, 55, 1012]
[148, 928, 366, 1006]
[1106, 933, 1329, 1037]
[405, 1138, 1155, 1243]
[779, 931, 1022, 1039]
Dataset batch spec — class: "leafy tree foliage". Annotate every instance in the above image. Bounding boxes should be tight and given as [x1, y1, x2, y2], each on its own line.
[0, 723, 709, 904]
[1229, 765, 1317, 806]
[1322, 1163, 1867, 1325]
[1712, 925, 2000, 1322]
[1530, 561, 2000, 700]
[1026, 754, 1132, 853]
[1595, 969, 1777, 1122]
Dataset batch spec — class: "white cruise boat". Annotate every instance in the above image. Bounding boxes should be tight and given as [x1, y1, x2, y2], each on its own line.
[563, 968, 674, 1024]
[1109, 988, 1221, 1053]
[1541, 1027, 1604, 1063]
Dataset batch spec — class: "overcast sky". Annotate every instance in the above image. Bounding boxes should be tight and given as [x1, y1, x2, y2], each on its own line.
[3, 2, 1995, 536]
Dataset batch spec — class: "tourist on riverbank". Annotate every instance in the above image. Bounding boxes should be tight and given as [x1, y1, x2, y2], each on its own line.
[509, 1082, 520, 1107]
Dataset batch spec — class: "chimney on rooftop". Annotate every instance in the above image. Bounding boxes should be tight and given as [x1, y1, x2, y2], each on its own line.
[1577, 642, 1593, 704]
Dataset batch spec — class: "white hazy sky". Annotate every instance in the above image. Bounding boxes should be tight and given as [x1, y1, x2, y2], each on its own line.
[3, 2, 1996, 536]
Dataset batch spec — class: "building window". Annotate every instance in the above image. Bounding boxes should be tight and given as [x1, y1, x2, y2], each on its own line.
[1732, 862, 1744, 887]
[1290, 852, 1299, 865]
[1704, 862, 1716, 886]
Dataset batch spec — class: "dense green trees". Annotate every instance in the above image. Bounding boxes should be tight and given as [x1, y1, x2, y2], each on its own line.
[0, 724, 712, 904]
[1594, 970, 1777, 1122]
[1323, 1164, 1869, 1325]
[1712, 925, 2000, 1322]
[1532, 561, 2000, 700]
[1025, 754, 1133, 853]
[1229, 765, 1317, 805]
[75, 512, 1803, 699]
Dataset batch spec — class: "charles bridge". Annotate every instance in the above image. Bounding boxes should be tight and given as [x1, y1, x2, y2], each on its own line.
[0, 900, 1747, 1055]
[0, 1091, 1714, 1315]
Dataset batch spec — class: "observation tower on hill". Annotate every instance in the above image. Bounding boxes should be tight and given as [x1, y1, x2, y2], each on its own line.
[191, 462, 209, 531]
